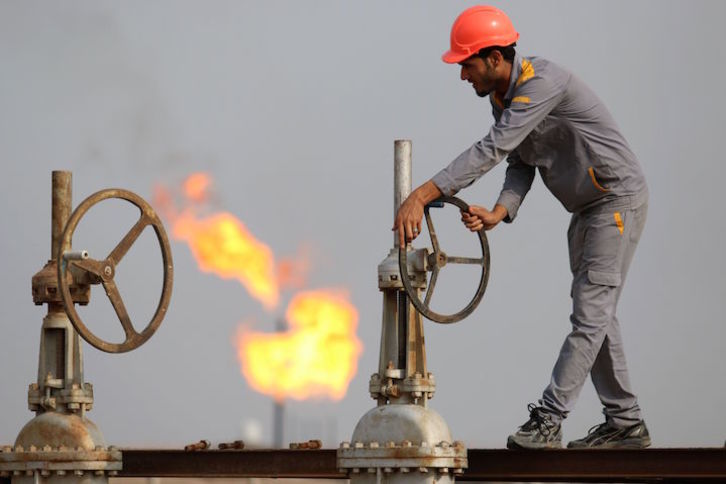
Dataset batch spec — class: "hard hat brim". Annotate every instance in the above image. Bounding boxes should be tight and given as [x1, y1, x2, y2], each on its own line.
[441, 49, 471, 64]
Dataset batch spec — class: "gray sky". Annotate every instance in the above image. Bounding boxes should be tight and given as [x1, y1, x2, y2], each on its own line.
[1, 0, 725, 449]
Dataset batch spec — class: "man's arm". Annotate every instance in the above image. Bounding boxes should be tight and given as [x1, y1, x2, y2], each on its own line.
[496, 150, 536, 223]
[392, 180, 442, 247]
[461, 151, 534, 231]
[432, 73, 565, 197]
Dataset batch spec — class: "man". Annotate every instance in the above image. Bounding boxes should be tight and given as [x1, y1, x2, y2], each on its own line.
[393, 5, 650, 449]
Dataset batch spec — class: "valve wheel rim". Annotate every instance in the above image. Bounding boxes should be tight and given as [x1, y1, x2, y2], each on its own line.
[56, 188, 174, 353]
[398, 196, 490, 324]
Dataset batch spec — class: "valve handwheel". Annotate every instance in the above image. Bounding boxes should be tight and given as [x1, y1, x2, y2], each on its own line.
[56, 189, 173, 353]
[398, 196, 490, 324]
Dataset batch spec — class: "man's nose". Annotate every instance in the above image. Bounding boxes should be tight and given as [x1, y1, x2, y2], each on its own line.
[460, 67, 468, 81]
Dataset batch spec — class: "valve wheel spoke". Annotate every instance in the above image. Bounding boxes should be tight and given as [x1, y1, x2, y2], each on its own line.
[425, 208, 440, 253]
[71, 258, 106, 277]
[399, 196, 490, 324]
[424, 267, 439, 306]
[107, 213, 152, 265]
[102, 279, 137, 340]
[446, 256, 484, 265]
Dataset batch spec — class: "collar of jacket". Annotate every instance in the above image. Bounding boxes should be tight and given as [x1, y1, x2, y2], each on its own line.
[503, 52, 523, 101]
[491, 52, 523, 109]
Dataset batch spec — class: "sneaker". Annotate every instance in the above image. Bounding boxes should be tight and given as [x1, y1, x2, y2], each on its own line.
[506, 403, 562, 449]
[567, 420, 651, 449]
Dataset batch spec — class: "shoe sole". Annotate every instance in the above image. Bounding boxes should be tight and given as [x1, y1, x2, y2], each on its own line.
[567, 437, 652, 449]
[507, 436, 563, 450]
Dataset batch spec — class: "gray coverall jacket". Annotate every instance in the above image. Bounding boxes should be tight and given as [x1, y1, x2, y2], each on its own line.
[432, 53, 648, 426]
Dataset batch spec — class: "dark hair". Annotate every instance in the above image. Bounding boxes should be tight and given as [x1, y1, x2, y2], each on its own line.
[477, 43, 516, 62]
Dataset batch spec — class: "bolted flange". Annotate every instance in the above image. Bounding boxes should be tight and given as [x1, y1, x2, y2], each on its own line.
[0, 445, 121, 474]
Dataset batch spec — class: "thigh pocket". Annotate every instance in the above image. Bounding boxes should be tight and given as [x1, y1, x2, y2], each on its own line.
[582, 211, 627, 275]
[587, 269, 621, 287]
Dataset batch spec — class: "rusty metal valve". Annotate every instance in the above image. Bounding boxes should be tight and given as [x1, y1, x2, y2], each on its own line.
[398, 196, 490, 324]
[56, 188, 174, 353]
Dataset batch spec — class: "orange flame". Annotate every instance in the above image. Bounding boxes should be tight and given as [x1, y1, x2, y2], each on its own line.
[236, 290, 362, 401]
[173, 211, 279, 309]
[183, 172, 212, 203]
[277, 245, 311, 291]
[154, 175, 280, 309]
[154, 173, 363, 401]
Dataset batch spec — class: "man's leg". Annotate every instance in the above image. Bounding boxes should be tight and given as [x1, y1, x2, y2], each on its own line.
[541, 203, 646, 420]
[589, 203, 648, 426]
[540, 268, 618, 420]
[510, 202, 648, 449]
[590, 321, 641, 426]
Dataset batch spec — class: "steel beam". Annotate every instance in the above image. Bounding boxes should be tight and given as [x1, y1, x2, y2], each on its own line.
[462, 448, 726, 482]
[115, 447, 726, 482]
[119, 449, 343, 479]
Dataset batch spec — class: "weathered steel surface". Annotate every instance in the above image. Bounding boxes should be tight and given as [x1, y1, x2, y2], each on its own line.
[33, 171, 90, 306]
[56, 188, 174, 353]
[393, 139, 412, 249]
[0, 446, 121, 473]
[341, 405, 466, 476]
[116, 447, 726, 482]
[462, 448, 726, 482]
[51, 171, 72, 260]
[119, 449, 343, 478]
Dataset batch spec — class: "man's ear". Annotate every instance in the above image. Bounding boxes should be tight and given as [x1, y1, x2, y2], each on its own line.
[488, 49, 503, 69]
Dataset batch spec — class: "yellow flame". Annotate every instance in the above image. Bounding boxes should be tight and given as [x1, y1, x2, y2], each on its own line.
[154, 173, 363, 401]
[173, 211, 279, 310]
[236, 290, 362, 401]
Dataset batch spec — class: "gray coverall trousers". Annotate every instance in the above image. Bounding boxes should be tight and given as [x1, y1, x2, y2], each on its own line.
[541, 197, 647, 427]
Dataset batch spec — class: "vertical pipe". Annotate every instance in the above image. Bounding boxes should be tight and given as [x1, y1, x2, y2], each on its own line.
[51, 171, 72, 260]
[273, 399, 284, 448]
[273, 318, 285, 448]
[393, 140, 412, 248]
[393, 140, 412, 378]
[396, 291, 408, 370]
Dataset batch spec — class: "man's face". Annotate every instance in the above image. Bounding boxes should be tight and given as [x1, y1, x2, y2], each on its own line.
[459, 55, 498, 98]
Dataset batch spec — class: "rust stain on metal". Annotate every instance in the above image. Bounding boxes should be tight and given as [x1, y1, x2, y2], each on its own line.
[56, 188, 174, 354]
[289, 440, 322, 450]
[117, 447, 726, 481]
[183, 440, 209, 452]
[217, 440, 245, 450]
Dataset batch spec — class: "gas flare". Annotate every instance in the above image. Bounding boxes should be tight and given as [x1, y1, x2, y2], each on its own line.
[182, 172, 212, 203]
[236, 290, 361, 401]
[154, 173, 362, 401]
[154, 174, 280, 310]
[173, 211, 279, 310]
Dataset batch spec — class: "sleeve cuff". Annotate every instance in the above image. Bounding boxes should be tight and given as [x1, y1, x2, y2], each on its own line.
[431, 171, 458, 197]
[496, 191, 522, 223]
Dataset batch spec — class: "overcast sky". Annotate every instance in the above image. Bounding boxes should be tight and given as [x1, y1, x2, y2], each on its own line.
[1, 0, 725, 449]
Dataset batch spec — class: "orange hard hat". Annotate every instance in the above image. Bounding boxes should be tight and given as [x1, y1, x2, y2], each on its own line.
[442, 5, 519, 64]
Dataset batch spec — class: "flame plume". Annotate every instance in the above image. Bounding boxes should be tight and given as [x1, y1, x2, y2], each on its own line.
[173, 211, 279, 310]
[236, 290, 361, 401]
[154, 173, 362, 402]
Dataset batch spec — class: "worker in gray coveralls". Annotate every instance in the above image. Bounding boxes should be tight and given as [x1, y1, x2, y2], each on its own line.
[393, 5, 651, 449]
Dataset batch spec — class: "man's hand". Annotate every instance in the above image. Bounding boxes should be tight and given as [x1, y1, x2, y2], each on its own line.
[393, 181, 442, 247]
[461, 204, 508, 232]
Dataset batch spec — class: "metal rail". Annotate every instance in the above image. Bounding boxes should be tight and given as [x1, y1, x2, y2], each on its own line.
[463, 448, 726, 482]
[106, 447, 726, 482]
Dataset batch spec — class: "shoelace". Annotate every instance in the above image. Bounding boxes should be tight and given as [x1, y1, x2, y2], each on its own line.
[582, 421, 624, 444]
[586, 422, 611, 436]
[523, 403, 557, 436]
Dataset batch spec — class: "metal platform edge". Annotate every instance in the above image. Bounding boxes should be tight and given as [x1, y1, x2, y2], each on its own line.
[99, 447, 726, 482]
